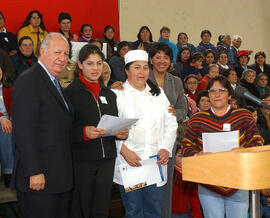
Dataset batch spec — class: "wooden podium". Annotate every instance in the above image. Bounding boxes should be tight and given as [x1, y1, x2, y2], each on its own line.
[182, 145, 270, 190]
[182, 145, 270, 218]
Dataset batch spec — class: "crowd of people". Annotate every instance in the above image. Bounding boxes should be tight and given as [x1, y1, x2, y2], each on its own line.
[0, 9, 270, 218]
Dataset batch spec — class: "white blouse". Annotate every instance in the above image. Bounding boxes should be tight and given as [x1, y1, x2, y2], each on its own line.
[112, 81, 178, 186]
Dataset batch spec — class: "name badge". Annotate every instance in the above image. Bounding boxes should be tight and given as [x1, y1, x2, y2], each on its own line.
[100, 96, 108, 104]
[223, 123, 231, 131]
[4, 37, 9, 42]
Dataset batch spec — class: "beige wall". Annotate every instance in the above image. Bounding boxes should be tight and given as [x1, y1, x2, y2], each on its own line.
[119, 0, 270, 61]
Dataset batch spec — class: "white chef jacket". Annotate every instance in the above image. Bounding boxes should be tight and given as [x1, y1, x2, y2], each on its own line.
[112, 81, 178, 186]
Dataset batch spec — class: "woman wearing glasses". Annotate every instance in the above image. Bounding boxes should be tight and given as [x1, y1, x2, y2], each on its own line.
[182, 76, 263, 218]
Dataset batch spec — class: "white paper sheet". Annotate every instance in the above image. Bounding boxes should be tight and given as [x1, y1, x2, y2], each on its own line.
[202, 130, 239, 153]
[97, 115, 138, 136]
[119, 157, 163, 191]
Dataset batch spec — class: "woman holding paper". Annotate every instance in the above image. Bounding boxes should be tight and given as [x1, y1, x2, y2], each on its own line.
[64, 44, 128, 218]
[182, 76, 264, 218]
[113, 49, 178, 218]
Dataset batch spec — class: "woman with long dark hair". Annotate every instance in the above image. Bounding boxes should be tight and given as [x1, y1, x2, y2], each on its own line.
[17, 10, 47, 57]
[64, 44, 128, 218]
[100, 25, 119, 60]
[132, 26, 153, 49]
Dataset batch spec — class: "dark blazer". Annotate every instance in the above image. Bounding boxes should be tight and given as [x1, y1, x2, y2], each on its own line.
[149, 70, 187, 122]
[12, 63, 73, 194]
[64, 78, 118, 161]
[235, 64, 252, 80]
[249, 63, 270, 78]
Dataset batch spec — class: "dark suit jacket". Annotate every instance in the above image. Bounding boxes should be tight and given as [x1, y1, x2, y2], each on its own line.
[12, 63, 73, 194]
[249, 63, 270, 78]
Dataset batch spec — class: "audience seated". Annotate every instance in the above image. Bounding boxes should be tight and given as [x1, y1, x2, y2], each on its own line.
[0, 11, 17, 56]
[196, 90, 210, 112]
[240, 69, 260, 108]
[203, 49, 215, 70]
[184, 74, 199, 101]
[17, 10, 48, 57]
[216, 34, 235, 66]
[79, 24, 93, 42]
[176, 32, 197, 54]
[158, 26, 178, 62]
[217, 51, 231, 74]
[235, 50, 252, 79]
[249, 51, 270, 82]
[109, 41, 131, 82]
[175, 47, 191, 79]
[257, 94, 270, 145]
[11, 36, 37, 78]
[100, 25, 119, 60]
[0, 48, 15, 83]
[198, 64, 219, 92]
[231, 35, 242, 64]
[256, 73, 270, 97]
[182, 52, 205, 80]
[133, 26, 153, 49]
[197, 30, 217, 59]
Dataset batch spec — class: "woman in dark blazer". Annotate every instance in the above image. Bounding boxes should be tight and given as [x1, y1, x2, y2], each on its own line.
[148, 42, 187, 218]
[64, 44, 128, 218]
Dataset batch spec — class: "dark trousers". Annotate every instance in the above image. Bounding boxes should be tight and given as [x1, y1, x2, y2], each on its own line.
[16, 190, 70, 218]
[70, 158, 115, 218]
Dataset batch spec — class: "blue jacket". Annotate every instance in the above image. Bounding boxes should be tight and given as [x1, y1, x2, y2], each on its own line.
[197, 42, 217, 58]
[158, 38, 178, 63]
[176, 42, 197, 54]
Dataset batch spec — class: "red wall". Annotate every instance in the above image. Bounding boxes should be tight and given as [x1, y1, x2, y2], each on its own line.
[2, 0, 119, 40]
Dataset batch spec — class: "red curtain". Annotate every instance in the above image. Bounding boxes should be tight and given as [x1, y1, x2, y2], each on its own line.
[2, 0, 119, 40]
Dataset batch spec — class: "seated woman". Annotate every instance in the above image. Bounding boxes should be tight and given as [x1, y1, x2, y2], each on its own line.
[109, 41, 131, 82]
[235, 50, 252, 80]
[176, 32, 197, 54]
[182, 52, 205, 80]
[256, 73, 270, 97]
[174, 47, 191, 79]
[17, 10, 47, 57]
[0, 66, 15, 187]
[184, 74, 199, 101]
[102, 62, 111, 87]
[196, 90, 210, 112]
[133, 26, 153, 49]
[113, 49, 178, 218]
[223, 68, 239, 91]
[11, 36, 37, 78]
[217, 51, 231, 74]
[182, 76, 264, 218]
[64, 44, 128, 218]
[100, 25, 119, 60]
[240, 69, 260, 107]
[58, 12, 78, 42]
[257, 94, 270, 145]
[249, 51, 270, 79]
[198, 64, 219, 92]
[0, 11, 17, 56]
[203, 49, 216, 71]
[79, 24, 93, 42]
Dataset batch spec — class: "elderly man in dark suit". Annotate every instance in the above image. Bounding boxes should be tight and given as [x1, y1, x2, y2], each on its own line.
[12, 32, 72, 218]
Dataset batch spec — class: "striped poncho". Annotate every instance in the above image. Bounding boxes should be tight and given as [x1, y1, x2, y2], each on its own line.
[182, 106, 264, 197]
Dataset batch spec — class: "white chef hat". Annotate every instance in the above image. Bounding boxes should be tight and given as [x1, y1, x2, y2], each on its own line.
[124, 50, 148, 65]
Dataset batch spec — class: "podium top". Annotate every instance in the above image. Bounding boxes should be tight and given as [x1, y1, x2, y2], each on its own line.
[182, 145, 270, 190]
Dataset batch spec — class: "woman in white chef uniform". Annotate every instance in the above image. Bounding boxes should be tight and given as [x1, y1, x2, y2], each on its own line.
[113, 49, 178, 218]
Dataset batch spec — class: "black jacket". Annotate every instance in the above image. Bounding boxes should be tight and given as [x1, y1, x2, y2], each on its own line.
[12, 52, 37, 78]
[12, 63, 73, 194]
[249, 63, 270, 78]
[64, 78, 118, 161]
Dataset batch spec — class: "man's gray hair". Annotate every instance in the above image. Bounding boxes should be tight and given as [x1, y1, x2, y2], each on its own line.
[232, 35, 243, 41]
[40, 32, 69, 53]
